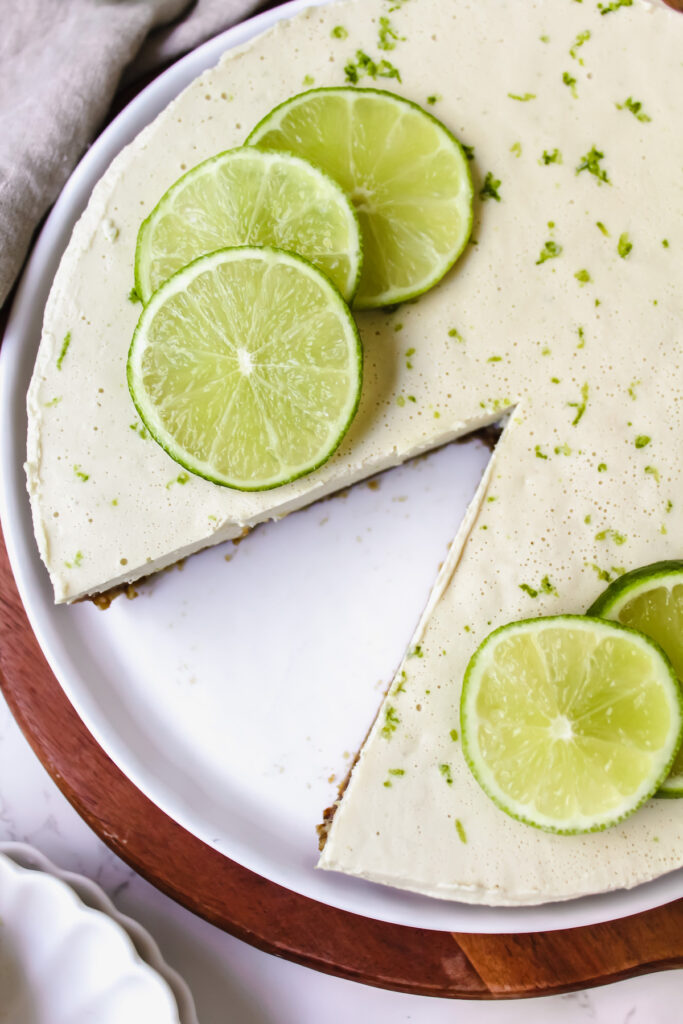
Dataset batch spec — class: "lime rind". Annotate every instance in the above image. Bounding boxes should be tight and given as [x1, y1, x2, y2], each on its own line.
[246, 87, 474, 310]
[128, 245, 363, 492]
[134, 146, 363, 304]
[460, 615, 683, 835]
[588, 561, 683, 798]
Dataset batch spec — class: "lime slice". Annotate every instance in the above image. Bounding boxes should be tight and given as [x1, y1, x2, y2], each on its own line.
[589, 562, 683, 797]
[246, 88, 473, 309]
[135, 148, 362, 304]
[461, 616, 683, 833]
[128, 246, 362, 491]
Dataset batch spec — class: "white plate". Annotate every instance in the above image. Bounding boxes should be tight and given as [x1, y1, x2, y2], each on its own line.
[0, 843, 197, 1024]
[1, 0, 682, 935]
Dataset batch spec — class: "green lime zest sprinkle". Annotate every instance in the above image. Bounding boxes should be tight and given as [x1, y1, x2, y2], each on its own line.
[662, 239, 669, 249]
[461, 143, 475, 162]
[450, 728, 459, 742]
[344, 50, 401, 84]
[129, 421, 149, 440]
[645, 465, 660, 482]
[635, 434, 651, 448]
[331, 24, 348, 38]
[589, 563, 614, 583]
[510, 141, 522, 157]
[389, 768, 405, 776]
[562, 71, 578, 98]
[302, 74, 315, 86]
[540, 148, 562, 165]
[166, 473, 190, 488]
[378, 15, 402, 50]
[534, 444, 548, 460]
[381, 705, 400, 739]
[541, 575, 558, 595]
[575, 269, 592, 285]
[409, 644, 424, 658]
[520, 583, 539, 598]
[616, 97, 651, 122]
[617, 233, 633, 258]
[554, 443, 572, 455]
[508, 92, 536, 102]
[487, 355, 502, 363]
[111, 499, 118, 506]
[65, 551, 83, 569]
[540, 34, 550, 42]
[448, 327, 464, 342]
[598, 0, 632, 14]
[595, 528, 627, 545]
[56, 331, 71, 370]
[392, 670, 407, 695]
[584, 513, 592, 524]
[426, 94, 441, 105]
[73, 464, 89, 482]
[598, 462, 607, 472]
[666, 499, 673, 513]
[568, 382, 589, 425]
[569, 30, 591, 63]
[479, 172, 501, 202]
[577, 326, 586, 349]
[536, 240, 563, 265]
[576, 146, 611, 185]
[627, 379, 640, 399]
[396, 395, 406, 407]
[455, 820, 467, 844]
[44, 396, 62, 407]
[128, 286, 141, 304]
[439, 763, 454, 785]
[596, 221, 609, 236]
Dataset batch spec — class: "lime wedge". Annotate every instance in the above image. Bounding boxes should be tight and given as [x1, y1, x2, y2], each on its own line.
[135, 148, 362, 303]
[246, 88, 473, 309]
[589, 562, 683, 797]
[461, 616, 683, 833]
[128, 246, 362, 491]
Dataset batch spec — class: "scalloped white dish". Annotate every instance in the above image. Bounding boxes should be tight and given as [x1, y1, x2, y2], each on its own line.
[0, 843, 197, 1024]
[2, 0, 683, 936]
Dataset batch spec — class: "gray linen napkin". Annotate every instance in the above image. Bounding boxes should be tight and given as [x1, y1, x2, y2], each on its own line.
[0, 0, 265, 311]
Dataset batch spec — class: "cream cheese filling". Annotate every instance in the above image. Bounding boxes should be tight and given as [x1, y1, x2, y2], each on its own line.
[26, 0, 683, 903]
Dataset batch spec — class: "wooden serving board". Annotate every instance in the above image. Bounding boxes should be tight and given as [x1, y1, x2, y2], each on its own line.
[1, 526, 683, 999]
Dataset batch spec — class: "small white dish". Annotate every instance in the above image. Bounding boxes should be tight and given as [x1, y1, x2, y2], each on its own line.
[0, 843, 197, 1024]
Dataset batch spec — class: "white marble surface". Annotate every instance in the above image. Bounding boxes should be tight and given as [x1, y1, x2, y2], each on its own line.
[0, 690, 679, 1023]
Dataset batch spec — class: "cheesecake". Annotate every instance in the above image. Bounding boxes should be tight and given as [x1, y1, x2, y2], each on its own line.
[26, 0, 683, 903]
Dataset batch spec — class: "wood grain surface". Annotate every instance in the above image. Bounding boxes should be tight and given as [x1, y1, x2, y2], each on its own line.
[2, 0, 683, 998]
[1, 524, 683, 999]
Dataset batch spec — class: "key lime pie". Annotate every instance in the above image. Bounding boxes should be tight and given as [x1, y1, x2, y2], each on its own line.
[26, 0, 683, 904]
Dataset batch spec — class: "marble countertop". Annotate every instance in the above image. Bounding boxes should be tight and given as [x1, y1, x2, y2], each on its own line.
[0, 690, 678, 1023]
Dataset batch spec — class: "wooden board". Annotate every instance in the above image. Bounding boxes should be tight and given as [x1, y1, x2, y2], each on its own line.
[1, 525, 683, 999]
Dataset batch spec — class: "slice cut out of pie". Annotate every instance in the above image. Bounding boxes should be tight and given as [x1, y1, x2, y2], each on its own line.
[26, 0, 683, 904]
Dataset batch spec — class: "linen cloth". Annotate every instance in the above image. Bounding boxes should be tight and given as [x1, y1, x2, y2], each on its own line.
[0, 0, 267, 310]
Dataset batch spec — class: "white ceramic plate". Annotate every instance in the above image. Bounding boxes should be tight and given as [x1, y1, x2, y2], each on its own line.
[0, 843, 197, 1024]
[1, 0, 682, 935]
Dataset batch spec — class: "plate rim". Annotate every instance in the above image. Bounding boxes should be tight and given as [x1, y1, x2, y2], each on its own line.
[1, 0, 683, 936]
